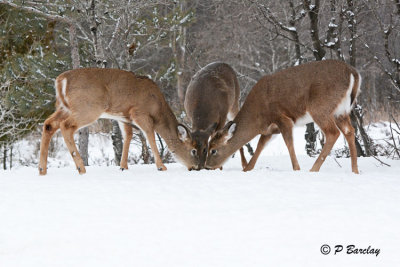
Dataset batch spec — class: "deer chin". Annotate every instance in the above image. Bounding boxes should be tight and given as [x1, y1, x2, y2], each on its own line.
[205, 166, 223, 170]
[187, 165, 199, 171]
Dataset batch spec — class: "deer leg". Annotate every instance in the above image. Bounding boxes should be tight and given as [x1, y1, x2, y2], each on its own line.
[120, 123, 133, 170]
[310, 118, 340, 172]
[145, 130, 167, 171]
[133, 116, 167, 171]
[239, 147, 247, 170]
[335, 115, 359, 174]
[278, 118, 300, 171]
[243, 124, 280, 172]
[60, 117, 87, 174]
[39, 110, 68, 175]
[243, 134, 273, 172]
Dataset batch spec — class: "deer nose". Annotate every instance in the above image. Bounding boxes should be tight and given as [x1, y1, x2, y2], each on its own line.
[198, 161, 206, 170]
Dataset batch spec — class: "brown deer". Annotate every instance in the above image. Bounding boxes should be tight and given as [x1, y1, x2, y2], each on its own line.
[39, 68, 198, 175]
[184, 62, 247, 170]
[205, 60, 361, 174]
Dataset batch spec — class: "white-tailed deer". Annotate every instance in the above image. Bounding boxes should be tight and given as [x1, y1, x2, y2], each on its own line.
[184, 62, 247, 170]
[39, 68, 197, 175]
[206, 60, 361, 174]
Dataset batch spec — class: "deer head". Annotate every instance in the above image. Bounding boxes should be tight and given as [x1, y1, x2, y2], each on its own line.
[187, 122, 218, 170]
[206, 121, 238, 170]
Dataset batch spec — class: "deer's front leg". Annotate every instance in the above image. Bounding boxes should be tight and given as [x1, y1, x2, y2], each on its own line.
[239, 147, 247, 170]
[243, 134, 271, 172]
[133, 116, 167, 171]
[60, 118, 86, 174]
[243, 124, 280, 172]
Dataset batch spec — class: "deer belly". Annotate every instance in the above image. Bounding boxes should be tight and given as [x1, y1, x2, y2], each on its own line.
[294, 112, 313, 126]
[100, 113, 130, 123]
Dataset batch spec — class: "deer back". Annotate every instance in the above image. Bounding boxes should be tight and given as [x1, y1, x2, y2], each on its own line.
[242, 59, 360, 129]
[56, 68, 166, 122]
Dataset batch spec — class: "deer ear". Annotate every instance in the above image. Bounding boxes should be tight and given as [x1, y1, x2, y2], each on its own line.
[177, 124, 190, 142]
[223, 122, 236, 143]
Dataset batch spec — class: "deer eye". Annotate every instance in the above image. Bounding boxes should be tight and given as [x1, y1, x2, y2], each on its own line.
[211, 149, 217, 155]
[191, 149, 197, 156]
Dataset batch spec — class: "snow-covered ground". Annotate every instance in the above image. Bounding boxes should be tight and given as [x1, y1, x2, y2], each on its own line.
[1, 125, 400, 266]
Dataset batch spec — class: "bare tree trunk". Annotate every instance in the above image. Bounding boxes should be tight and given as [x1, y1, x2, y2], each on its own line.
[347, 0, 372, 157]
[87, 0, 122, 164]
[10, 145, 12, 170]
[303, 0, 325, 156]
[138, 132, 150, 164]
[305, 123, 319, 156]
[350, 110, 365, 156]
[173, 1, 189, 106]
[111, 121, 123, 166]
[288, 0, 303, 65]
[78, 128, 89, 165]
[303, 0, 326, 60]
[68, 23, 89, 166]
[2, 145, 6, 170]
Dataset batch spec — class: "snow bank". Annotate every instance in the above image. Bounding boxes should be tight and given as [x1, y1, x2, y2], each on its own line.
[1, 155, 400, 266]
[1, 123, 399, 266]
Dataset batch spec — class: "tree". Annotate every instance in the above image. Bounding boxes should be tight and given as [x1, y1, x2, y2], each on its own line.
[0, 3, 71, 168]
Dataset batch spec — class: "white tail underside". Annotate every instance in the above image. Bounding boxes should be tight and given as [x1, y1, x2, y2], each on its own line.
[334, 73, 354, 117]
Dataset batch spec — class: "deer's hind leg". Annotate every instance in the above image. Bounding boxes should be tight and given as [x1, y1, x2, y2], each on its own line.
[39, 110, 69, 175]
[59, 112, 100, 174]
[120, 122, 133, 170]
[310, 116, 340, 172]
[335, 115, 359, 174]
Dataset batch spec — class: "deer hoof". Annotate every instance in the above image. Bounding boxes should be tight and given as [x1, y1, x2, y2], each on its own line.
[157, 165, 167, 171]
[39, 167, 47, 175]
[77, 166, 86, 174]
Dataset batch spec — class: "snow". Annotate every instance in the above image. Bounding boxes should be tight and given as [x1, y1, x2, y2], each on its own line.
[1, 126, 400, 266]
[329, 22, 338, 28]
[285, 26, 297, 32]
[326, 41, 336, 47]
[179, 14, 191, 25]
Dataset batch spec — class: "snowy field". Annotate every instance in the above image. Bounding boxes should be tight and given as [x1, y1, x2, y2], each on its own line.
[1, 125, 400, 266]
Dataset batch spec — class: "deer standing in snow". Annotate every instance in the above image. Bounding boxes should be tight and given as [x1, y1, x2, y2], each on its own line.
[184, 62, 247, 170]
[205, 60, 361, 174]
[39, 68, 197, 175]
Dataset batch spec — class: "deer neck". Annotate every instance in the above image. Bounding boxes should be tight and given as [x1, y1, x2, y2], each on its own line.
[154, 106, 181, 150]
[223, 108, 261, 157]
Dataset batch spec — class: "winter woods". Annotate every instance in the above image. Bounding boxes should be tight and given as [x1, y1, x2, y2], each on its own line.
[0, 0, 399, 169]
